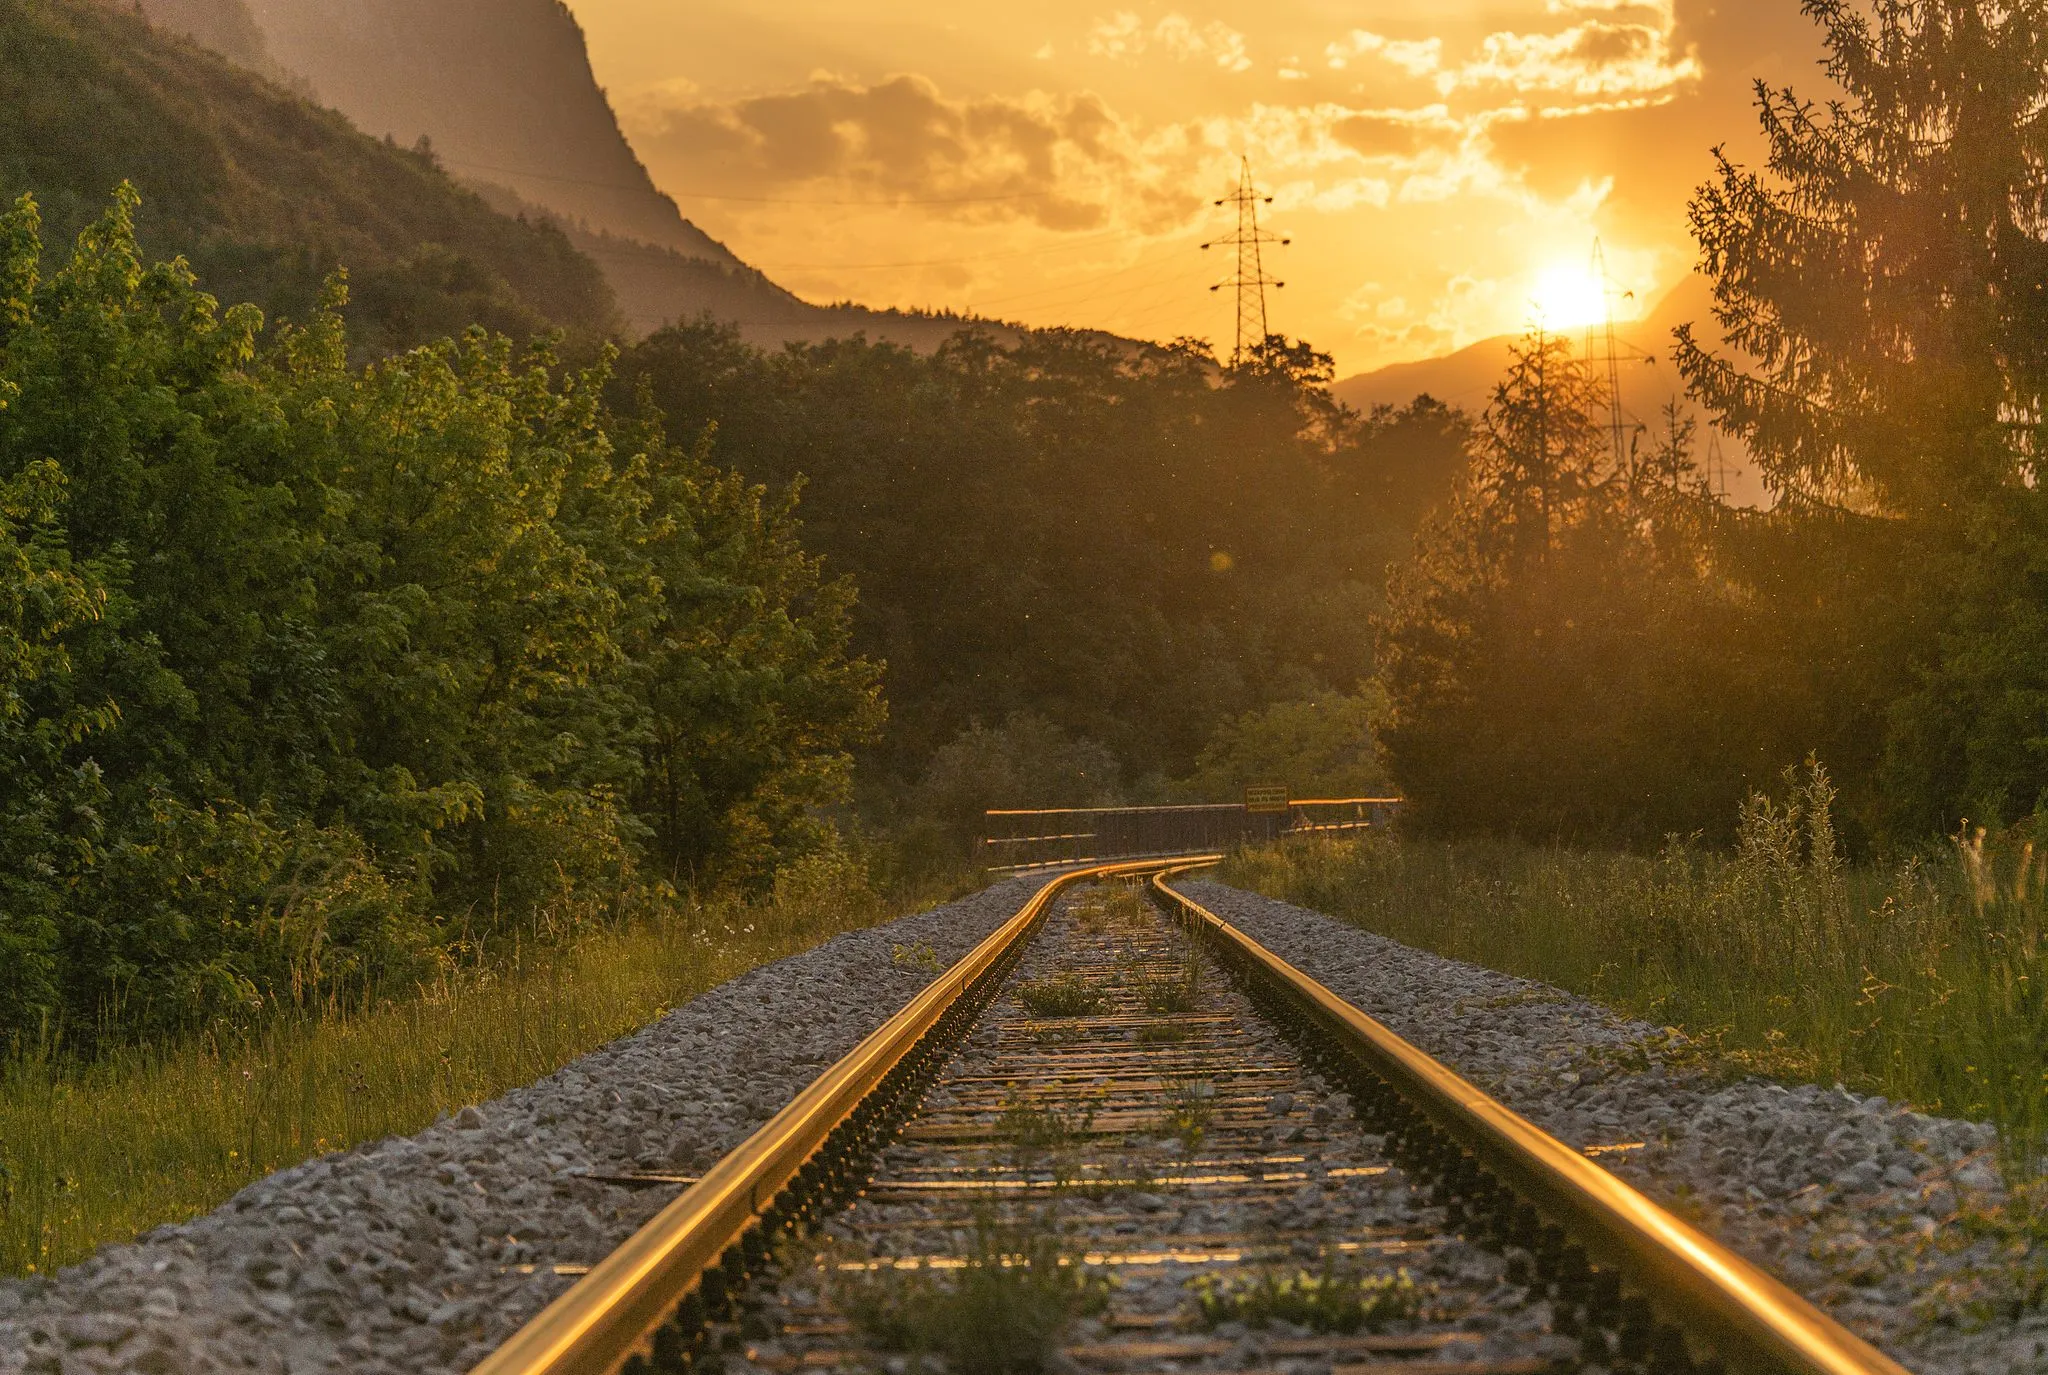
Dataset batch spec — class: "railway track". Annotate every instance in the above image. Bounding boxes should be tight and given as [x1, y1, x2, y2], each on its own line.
[471, 859, 1913, 1375]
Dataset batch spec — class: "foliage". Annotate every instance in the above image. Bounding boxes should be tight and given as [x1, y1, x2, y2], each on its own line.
[1669, 0, 2048, 840]
[1376, 328, 1778, 845]
[0, 0, 615, 357]
[1175, 689, 1391, 802]
[839, 1218, 1108, 1375]
[610, 324, 1468, 810]
[1191, 1265, 1422, 1333]
[0, 190, 877, 1047]
[1014, 974, 1108, 1018]
[1223, 761, 2048, 1173]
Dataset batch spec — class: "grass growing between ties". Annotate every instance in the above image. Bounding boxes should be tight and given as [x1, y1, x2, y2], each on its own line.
[1015, 974, 1109, 1018]
[1221, 761, 2048, 1176]
[1191, 1265, 1423, 1333]
[0, 860, 972, 1277]
[840, 1218, 1109, 1375]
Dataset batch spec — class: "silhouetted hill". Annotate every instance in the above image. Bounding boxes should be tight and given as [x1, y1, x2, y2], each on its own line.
[144, 0, 1036, 347]
[1333, 275, 1764, 503]
[231, 0, 733, 266]
[15, 0, 616, 354]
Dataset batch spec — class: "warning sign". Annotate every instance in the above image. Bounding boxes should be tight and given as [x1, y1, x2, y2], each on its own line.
[1243, 784, 1290, 814]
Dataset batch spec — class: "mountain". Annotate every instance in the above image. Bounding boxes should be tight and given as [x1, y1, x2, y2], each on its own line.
[1333, 274, 1765, 503]
[234, 0, 735, 266]
[136, 0, 1021, 349]
[11, 0, 616, 354]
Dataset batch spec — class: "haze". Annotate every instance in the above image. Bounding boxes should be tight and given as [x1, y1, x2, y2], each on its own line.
[566, 0, 1824, 371]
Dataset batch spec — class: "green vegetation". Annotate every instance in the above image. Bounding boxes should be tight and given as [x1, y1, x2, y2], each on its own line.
[0, 0, 616, 356]
[0, 191, 877, 1051]
[1223, 761, 2048, 1169]
[839, 1220, 1109, 1375]
[1190, 1265, 1421, 1333]
[1374, 2, 2048, 853]
[0, 859, 937, 1275]
[1135, 952, 1202, 1016]
[611, 326, 1466, 849]
[1015, 974, 1108, 1019]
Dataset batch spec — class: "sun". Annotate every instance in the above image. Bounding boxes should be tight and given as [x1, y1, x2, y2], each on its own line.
[1529, 260, 1610, 330]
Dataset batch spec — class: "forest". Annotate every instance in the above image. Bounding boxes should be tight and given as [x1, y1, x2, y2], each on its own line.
[1376, 0, 2048, 857]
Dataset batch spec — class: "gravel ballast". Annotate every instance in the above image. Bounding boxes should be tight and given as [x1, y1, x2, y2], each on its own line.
[0, 878, 1045, 1375]
[6, 868, 2041, 1374]
[1178, 878, 2047, 1375]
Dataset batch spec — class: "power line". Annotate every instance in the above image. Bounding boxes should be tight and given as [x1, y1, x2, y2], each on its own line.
[1202, 157, 1287, 367]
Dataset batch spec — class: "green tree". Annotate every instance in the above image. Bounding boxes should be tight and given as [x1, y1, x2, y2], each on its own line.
[1675, 0, 2048, 836]
[0, 189, 879, 1045]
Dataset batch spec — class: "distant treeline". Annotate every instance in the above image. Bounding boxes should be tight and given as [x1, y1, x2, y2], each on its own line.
[0, 190, 877, 1047]
[607, 324, 1464, 840]
[1378, 0, 2048, 853]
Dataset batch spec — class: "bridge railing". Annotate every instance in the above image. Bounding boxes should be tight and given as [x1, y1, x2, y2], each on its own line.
[980, 797, 1401, 872]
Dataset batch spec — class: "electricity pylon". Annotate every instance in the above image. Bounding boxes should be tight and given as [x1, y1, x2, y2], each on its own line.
[1203, 157, 1288, 367]
[1584, 238, 1631, 479]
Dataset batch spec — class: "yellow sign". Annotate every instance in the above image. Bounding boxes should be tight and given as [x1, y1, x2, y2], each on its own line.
[1244, 784, 1289, 814]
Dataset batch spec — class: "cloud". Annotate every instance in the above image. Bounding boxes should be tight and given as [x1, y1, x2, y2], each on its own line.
[1446, 19, 1699, 97]
[1087, 11, 1253, 72]
[1325, 30, 1444, 77]
[620, 73, 1213, 232]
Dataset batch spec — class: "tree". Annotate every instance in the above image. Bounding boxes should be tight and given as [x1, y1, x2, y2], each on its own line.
[1675, 0, 2048, 835]
[1376, 330, 1767, 844]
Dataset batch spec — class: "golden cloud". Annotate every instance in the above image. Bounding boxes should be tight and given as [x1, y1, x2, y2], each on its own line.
[1087, 11, 1253, 72]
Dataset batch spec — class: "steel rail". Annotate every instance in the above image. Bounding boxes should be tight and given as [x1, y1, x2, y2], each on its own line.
[471, 856, 1214, 1375]
[1150, 864, 1912, 1375]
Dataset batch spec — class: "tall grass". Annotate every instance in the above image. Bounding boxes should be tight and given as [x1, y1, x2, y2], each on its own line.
[1222, 763, 2048, 1173]
[0, 854, 976, 1276]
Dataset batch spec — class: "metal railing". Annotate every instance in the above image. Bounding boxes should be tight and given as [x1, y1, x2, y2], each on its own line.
[980, 796, 1401, 871]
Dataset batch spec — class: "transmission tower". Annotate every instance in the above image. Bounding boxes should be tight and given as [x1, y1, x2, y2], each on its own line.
[1203, 158, 1288, 366]
[1584, 238, 1631, 479]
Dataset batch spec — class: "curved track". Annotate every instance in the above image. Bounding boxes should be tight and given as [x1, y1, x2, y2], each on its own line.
[470, 860, 1912, 1375]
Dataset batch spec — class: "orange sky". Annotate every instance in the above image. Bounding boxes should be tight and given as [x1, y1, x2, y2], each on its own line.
[563, 1, 1825, 375]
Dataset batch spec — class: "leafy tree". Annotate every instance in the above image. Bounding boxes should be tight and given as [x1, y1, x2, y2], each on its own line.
[611, 321, 1461, 800]
[0, 190, 877, 1045]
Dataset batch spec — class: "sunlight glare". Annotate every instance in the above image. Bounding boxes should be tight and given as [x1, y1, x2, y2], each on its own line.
[1529, 261, 1609, 330]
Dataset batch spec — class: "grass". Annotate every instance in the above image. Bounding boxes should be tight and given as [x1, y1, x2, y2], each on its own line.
[1190, 1264, 1423, 1332]
[1221, 761, 2048, 1177]
[0, 868, 973, 1277]
[1014, 974, 1108, 1018]
[838, 1217, 1109, 1375]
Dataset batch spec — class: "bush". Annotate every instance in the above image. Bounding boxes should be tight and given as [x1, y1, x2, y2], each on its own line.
[0, 188, 881, 1048]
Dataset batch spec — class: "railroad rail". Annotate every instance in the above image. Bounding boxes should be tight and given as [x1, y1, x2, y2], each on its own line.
[472, 859, 1910, 1375]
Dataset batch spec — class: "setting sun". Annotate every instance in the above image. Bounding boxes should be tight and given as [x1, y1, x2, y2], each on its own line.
[1529, 260, 1611, 331]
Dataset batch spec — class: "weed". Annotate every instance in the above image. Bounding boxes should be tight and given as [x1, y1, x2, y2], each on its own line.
[840, 1218, 1109, 1375]
[1136, 1023, 1190, 1045]
[892, 941, 942, 974]
[1222, 763, 2048, 1181]
[1190, 1264, 1422, 1333]
[1015, 974, 1108, 1018]
[1137, 952, 1203, 1015]
[1157, 1078, 1215, 1151]
[996, 1097, 1094, 1160]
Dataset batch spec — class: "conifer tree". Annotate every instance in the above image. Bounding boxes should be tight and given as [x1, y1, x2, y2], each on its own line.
[1676, 0, 2048, 516]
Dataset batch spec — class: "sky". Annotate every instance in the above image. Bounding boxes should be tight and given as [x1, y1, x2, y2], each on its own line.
[563, 1, 1828, 377]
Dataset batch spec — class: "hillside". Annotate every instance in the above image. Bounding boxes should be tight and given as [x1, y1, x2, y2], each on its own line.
[1334, 275, 1766, 503]
[136, 0, 1026, 348]
[9, 0, 616, 354]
